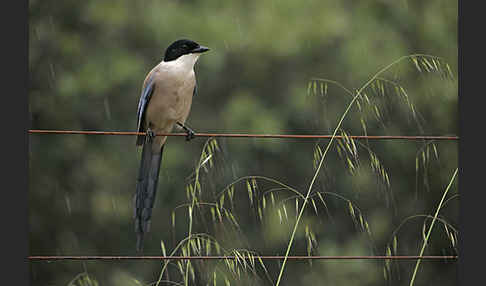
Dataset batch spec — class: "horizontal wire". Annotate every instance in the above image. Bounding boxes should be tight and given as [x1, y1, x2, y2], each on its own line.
[27, 130, 458, 263]
[28, 130, 459, 141]
[28, 255, 457, 261]
[28, 130, 458, 264]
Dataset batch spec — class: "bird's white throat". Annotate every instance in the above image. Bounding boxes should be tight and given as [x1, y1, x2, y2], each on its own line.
[163, 53, 200, 72]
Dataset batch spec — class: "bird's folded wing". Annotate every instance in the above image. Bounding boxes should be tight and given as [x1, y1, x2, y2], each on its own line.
[136, 73, 156, 145]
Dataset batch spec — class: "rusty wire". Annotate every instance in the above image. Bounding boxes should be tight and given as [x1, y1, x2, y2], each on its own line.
[28, 255, 457, 261]
[28, 129, 459, 141]
[28, 130, 458, 262]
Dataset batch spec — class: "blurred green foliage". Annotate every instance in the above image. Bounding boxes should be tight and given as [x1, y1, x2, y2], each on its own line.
[29, 0, 458, 285]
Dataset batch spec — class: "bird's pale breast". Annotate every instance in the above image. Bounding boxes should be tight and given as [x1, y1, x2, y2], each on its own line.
[145, 67, 195, 133]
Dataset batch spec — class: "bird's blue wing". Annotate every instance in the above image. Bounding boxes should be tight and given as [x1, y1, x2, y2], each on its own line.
[136, 76, 155, 145]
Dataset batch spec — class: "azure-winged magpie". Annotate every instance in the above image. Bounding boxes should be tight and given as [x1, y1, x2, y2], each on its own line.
[134, 39, 209, 252]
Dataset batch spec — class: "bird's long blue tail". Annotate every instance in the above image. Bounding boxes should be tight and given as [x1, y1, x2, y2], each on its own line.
[134, 136, 164, 252]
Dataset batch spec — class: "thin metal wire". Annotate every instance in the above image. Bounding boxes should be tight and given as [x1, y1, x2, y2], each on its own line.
[27, 130, 458, 263]
[28, 129, 459, 141]
[28, 255, 457, 261]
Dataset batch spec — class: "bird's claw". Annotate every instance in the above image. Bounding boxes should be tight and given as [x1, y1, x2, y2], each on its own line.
[146, 129, 156, 143]
[185, 129, 195, 141]
[177, 122, 196, 141]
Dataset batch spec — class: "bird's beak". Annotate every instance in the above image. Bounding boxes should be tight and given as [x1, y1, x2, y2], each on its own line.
[191, 45, 210, 54]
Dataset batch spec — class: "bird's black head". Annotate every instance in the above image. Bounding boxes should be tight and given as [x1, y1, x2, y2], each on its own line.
[163, 39, 210, 62]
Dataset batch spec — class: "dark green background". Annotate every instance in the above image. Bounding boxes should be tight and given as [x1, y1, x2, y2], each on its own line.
[29, 0, 458, 285]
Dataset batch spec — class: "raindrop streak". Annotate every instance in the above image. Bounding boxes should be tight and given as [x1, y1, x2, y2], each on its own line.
[34, 27, 40, 40]
[49, 63, 56, 80]
[112, 198, 117, 214]
[48, 62, 56, 88]
[104, 97, 112, 120]
[235, 18, 243, 39]
[49, 15, 55, 31]
[65, 194, 72, 215]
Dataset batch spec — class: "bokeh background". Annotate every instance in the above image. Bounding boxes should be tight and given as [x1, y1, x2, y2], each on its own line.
[29, 0, 458, 285]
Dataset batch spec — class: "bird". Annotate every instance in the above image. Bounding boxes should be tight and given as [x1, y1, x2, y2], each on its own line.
[134, 39, 209, 252]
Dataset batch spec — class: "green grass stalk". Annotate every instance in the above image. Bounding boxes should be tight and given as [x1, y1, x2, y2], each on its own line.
[275, 55, 425, 286]
[409, 168, 458, 286]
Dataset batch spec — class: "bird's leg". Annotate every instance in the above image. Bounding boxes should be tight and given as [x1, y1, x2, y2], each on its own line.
[177, 122, 196, 141]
